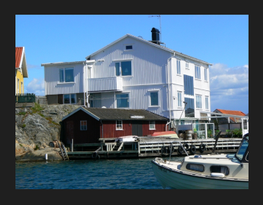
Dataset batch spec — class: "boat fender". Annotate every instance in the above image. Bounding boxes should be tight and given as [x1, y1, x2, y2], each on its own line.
[199, 144, 206, 153]
[92, 152, 98, 159]
[189, 145, 196, 155]
[211, 173, 225, 177]
[177, 146, 184, 155]
[184, 143, 189, 150]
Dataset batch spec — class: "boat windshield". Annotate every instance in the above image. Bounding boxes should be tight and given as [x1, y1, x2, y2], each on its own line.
[235, 135, 249, 162]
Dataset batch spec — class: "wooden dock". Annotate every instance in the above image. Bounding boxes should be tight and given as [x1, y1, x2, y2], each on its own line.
[67, 137, 242, 159]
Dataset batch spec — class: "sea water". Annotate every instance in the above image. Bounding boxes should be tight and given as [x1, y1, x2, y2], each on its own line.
[15, 157, 182, 189]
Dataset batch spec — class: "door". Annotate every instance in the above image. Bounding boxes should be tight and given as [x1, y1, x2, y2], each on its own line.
[66, 121, 74, 144]
[241, 118, 249, 136]
[132, 122, 143, 136]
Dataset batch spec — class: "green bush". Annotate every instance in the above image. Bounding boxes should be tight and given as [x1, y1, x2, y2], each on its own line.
[232, 128, 242, 138]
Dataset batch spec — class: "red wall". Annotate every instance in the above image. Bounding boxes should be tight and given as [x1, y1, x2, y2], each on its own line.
[102, 120, 166, 138]
[62, 110, 167, 144]
[63, 110, 100, 144]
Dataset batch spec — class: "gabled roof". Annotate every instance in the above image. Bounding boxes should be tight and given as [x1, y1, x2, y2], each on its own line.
[86, 34, 212, 66]
[15, 47, 28, 78]
[62, 107, 168, 121]
[214, 109, 246, 123]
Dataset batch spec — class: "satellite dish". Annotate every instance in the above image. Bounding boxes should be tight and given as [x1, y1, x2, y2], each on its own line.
[138, 36, 143, 39]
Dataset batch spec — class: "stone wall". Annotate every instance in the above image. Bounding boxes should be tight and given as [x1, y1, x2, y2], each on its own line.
[15, 103, 81, 161]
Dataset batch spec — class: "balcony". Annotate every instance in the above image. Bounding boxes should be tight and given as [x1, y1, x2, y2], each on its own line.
[88, 77, 123, 92]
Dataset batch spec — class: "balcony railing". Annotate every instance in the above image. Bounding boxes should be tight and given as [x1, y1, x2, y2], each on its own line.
[88, 77, 123, 92]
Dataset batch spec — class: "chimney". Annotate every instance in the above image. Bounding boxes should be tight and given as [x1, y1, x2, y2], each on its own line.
[151, 27, 160, 45]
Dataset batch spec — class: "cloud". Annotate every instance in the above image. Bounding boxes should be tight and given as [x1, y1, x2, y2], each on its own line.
[209, 63, 248, 113]
[26, 78, 45, 96]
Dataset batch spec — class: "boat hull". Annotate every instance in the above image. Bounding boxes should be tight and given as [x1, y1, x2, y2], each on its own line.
[151, 160, 248, 189]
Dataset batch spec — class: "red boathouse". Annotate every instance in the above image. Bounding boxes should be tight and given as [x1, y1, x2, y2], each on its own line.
[61, 107, 168, 145]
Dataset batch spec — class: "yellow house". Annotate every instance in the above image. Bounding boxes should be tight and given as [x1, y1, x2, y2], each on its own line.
[15, 47, 28, 95]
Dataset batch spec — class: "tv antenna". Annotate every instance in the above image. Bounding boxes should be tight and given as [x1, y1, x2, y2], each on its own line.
[149, 15, 162, 41]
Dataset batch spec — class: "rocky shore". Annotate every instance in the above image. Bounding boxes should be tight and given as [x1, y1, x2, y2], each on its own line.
[15, 103, 81, 162]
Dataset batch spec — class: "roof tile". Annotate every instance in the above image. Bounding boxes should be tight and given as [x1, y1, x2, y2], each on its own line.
[15, 47, 23, 68]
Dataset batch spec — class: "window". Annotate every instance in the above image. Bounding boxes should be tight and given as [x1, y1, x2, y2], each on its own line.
[116, 93, 129, 108]
[149, 121, 155, 130]
[17, 78, 19, 93]
[59, 69, 64, 82]
[185, 62, 189, 70]
[125, 45, 133, 50]
[236, 136, 248, 162]
[150, 91, 159, 106]
[178, 91, 182, 107]
[63, 94, 76, 104]
[59, 68, 74, 83]
[186, 163, 204, 172]
[80, 120, 87, 131]
[115, 61, 132, 76]
[116, 120, 123, 130]
[177, 60, 181, 74]
[196, 95, 202, 109]
[210, 166, 229, 175]
[205, 96, 209, 110]
[21, 82, 23, 94]
[195, 65, 201, 79]
[204, 68, 208, 81]
[184, 75, 194, 95]
[185, 98, 194, 117]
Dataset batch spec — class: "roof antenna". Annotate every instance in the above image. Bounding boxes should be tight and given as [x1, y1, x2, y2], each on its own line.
[149, 15, 162, 42]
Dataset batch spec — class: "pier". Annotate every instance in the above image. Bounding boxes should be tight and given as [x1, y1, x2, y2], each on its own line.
[67, 137, 242, 159]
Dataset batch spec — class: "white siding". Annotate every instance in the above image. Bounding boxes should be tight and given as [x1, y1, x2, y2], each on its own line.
[90, 36, 171, 86]
[44, 63, 84, 95]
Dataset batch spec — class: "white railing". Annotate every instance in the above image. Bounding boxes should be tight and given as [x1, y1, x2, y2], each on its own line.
[88, 77, 123, 92]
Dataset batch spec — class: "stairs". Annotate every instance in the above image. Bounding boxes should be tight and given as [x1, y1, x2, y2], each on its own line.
[58, 141, 69, 160]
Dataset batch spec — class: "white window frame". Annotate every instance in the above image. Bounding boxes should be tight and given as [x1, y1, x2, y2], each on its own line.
[80, 120, 87, 131]
[177, 59, 181, 75]
[177, 91, 182, 107]
[185, 62, 189, 70]
[116, 120, 123, 130]
[204, 68, 208, 81]
[149, 90, 160, 107]
[124, 44, 133, 51]
[59, 67, 74, 83]
[195, 65, 201, 80]
[17, 78, 19, 94]
[63, 94, 76, 104]
[149, 121, 156, 130]
[21, 81, 23, 94]
[116, 93, 129, 108]
[114, 60, 132, 77]
[205, 96, 209, 110]
[196, 94, 202, 109]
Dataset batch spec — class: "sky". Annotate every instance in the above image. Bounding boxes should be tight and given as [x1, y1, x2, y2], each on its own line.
[15, 14, 249, 114]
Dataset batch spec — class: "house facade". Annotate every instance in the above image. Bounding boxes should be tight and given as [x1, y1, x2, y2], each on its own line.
[15, 47, 28, 95]
[61, 107, 168, 145]
[42, 28, 212, 127]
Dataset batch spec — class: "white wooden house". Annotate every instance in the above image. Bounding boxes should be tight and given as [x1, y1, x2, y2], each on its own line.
[42, 28, 212, 127]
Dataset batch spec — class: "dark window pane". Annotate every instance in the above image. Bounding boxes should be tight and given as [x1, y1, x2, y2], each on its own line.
[184, 75, 194, 95]
[121, 61, 131, 76]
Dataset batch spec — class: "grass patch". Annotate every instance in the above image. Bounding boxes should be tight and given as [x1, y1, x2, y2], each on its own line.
[31, 103, 44, 113]
[18, 111, 27, 115]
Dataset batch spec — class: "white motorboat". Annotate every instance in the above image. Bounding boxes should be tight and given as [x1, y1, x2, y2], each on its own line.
[152, 133, 249, 189]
